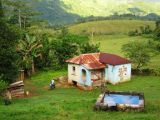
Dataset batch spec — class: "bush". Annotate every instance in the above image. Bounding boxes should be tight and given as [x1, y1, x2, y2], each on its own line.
[128, 29, 139, 36]
[132, 68, 160, 76]
[128, 25, 152, 36]
[151, 68, 160, 76]
[80, 42, 100, 54]
[154, 20, 160, 40]
[0, 78, 8, 94]
[140, 25, 152, 34]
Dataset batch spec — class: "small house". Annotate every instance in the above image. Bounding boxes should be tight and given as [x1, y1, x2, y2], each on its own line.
[66, 53, 131, 88]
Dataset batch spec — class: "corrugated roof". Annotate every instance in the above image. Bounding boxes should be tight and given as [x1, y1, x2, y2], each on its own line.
[100, 53, 131, 65]
[66, 53, 131, 69]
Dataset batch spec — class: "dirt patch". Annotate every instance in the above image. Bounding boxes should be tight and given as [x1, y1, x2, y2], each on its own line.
[43, 80, 71, 90]
[56, 82, 71, 88]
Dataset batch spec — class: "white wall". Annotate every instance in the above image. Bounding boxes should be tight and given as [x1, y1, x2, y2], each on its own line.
[106, 64, 131, 84]
[68, 64, 81, 83]
[68, 64, 92, 86]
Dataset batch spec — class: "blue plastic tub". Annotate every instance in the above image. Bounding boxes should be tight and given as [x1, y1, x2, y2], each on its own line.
[94, 91, 145, 111]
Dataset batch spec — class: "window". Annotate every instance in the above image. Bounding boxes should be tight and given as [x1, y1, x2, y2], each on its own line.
[72, 66, 76, 75]
[82, 69, 87, 81]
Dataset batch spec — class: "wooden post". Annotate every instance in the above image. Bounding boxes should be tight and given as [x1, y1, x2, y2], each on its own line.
[101, 70, 106, 93]
[19, 70, 24, 81]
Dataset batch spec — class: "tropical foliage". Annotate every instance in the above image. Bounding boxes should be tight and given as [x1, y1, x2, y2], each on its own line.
[17, 34, 43, 75]
[0, 0, 20, 83]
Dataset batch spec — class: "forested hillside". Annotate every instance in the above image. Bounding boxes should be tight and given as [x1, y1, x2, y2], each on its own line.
[27, 0, 160, 24]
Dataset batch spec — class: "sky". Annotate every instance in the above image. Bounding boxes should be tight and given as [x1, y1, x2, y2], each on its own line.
[141, 0, 160, 2]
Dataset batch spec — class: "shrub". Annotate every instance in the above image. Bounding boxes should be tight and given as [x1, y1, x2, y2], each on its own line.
[151, 68, 160, 76]
[80, 42, 100, 54]
[140, 25, 152, 34]
[0, 76, 8, 94]
[128, 29, 139, 36]
[122, 41, 152, 70]
[132, 68, 160, 76]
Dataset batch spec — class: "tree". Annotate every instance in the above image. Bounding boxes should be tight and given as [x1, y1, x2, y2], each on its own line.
[0, 0, 4, 17]
[122, 41, 151, 70]
[154, 20, 160, 41]
[0, 0, 20, 83]
[17, 34, 43, 75]
[34, 33, 51, 68]
[80, 42, 100, 54]
[51, 39, 78, 65]
[4, 0, 39, 29]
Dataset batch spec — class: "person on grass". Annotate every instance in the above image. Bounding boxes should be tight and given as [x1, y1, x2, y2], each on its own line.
[50, 79, 55, 90]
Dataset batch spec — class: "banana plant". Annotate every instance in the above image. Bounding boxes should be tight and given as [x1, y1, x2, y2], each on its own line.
[17, 34, 43, 75]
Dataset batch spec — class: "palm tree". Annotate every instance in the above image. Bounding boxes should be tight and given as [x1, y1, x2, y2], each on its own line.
[17, 34, 43, 75]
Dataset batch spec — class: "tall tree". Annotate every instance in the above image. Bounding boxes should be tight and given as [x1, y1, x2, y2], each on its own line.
[17, 34, 43, 75]
[0, 0, 20, 83]
[51, 38, 78, 65]
[5, 0, 39, 29]
[0, 0, 4, 17]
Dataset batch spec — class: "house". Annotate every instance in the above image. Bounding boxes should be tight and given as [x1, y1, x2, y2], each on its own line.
[66, 53, 131, 88]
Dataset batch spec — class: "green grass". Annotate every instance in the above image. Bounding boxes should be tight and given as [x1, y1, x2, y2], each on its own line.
[0, 70, 160, 120]
[69, 20, 155, 35]
[93, 34, 147, 55]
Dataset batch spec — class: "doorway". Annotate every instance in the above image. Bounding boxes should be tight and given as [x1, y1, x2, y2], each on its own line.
[82, 69, 87, 82]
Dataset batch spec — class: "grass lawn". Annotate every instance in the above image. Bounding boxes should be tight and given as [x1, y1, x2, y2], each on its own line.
[0, 70, 160, 120]
[69, 20, 155, 35]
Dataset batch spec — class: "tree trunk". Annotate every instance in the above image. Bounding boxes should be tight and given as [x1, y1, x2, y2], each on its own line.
[0, 0, 4, 17]
[18, 9, 21, 29]
[23, 16, 26, 29]
[31, 59, 35, 74]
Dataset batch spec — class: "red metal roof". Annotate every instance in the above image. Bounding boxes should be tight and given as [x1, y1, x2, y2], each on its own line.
[66, 53, 131, 69]
[99, 53, 131, 65]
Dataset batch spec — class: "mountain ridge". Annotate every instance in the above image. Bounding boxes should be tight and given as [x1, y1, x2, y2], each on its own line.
[31, 0, 160, 24]
[61, 0, 160, 17]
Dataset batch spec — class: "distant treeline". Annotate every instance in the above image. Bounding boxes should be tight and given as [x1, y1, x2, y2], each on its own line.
[76, 13, 160, 24]
[51, 13, 160, 30]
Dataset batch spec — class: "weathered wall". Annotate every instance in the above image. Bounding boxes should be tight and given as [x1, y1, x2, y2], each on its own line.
[68, 64, 92, 86]
[80, 66, 92, 86]
[91, 70, 103, 80]
[68, 64, 81, 83]
[105, 64, 131, 84]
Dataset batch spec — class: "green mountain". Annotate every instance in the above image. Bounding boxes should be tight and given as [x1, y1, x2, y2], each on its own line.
[31, 0, 81, 25]
[32, 0, 160, 25]
[61, 0, 160, 17]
